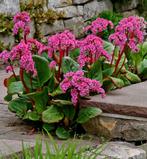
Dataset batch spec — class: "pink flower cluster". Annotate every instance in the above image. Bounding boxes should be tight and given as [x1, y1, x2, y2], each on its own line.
[13, 11, 31, 36]
[85, 18, 114, 35]
[48, 30, 77, 58]
[60, 70, 105, 106]
[77, 35, 111, 67]
[109, 16, 146, 52]
[0, 38, 47, 76]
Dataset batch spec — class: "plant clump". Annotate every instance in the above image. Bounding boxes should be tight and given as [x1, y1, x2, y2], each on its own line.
[0, 11, 146, 139]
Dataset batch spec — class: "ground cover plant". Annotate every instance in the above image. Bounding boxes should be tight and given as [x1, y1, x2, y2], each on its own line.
[0, 11, 146, 139]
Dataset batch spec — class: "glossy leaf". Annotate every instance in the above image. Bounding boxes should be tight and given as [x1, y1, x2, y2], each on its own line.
[27, 87, 48, 113]
[88, 60, 103, 83]
[77, 107, 102, 124]
[108, 76, 124, 88]
[62, 56, 79, 74]
[43, 123, 55, 132]
[56, 127, 70, 139]
[8, 81, 24, 95]
[62, 105, 75, 120]
[33, 55, 52, 87]
[8, 98, 31, 118]
[23, 111, 40, 121]
[42, 105, 64, 124]
[125, 71, 141, 83]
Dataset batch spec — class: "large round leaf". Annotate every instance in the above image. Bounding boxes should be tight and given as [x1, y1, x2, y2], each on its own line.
[77, 107, 102, 124]
[8, 98, 31, 118]
[42, 105, 64, 124]
[62, 56, 79, 74]
[55, 127, 70, 139]
[8, 81, 24, 95]
[23, 111, 40, 121]
[33, 55, 52, 87]
[108, 76, 124, 88]
[125, 71, 141, 83]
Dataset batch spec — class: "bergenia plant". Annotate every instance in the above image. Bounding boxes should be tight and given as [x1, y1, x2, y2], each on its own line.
[0, 11, 146, 139]
[0, 12, 105, 139]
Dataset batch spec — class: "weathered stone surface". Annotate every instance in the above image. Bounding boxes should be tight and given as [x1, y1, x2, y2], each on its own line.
[0, 139, 34, 159]
[77, 5, 84, 16]
[100, 142, 146, 159]
[83, 113, 147, 141]
[56, 6, 78, 18]
[123, 9, 139, 17]
[73, 0, 91, 4]
[80, 81, 147, 118]
[38, 20, 65, 36]
[114, 0, 139, 12]
[0, 0, 20, 15]
[0, 35, 15, 47]
[64, 16, 84, 37]
[48, 0, 72, 8]
[83, 0, 113, 19]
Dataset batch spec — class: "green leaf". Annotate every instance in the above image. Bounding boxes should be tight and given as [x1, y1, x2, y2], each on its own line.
[8, 81, 24, 95]
[62, 56, 79, 74]
[77, 107, 102, 124]
[103, 40, 114, 54]
[8, 98, 31, 118]
[23, 111, 40, 121]
[88, 60, 103, 83]
[43, 123, 55, 132]
[108, 76, 124, 88]
[47, 75, 55, 93]
[62, 105, 75, 120]
[4, 94, 12, 102]
[103, 67, 114, 78]
[120, 75, 131, 86]
[56, 127, 70, 139]
[42, 105, 64, 124]
[69, 48, 80, 60]
[125, 71, 141, 83]
[33, 55, 52, 87]
[142, 41, 147, 56]
[51, 100, 72, 107]
[50, 86, 63, 97]
[27, 87, 48, 113]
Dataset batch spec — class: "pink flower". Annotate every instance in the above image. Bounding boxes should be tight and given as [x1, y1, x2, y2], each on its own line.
[48, 30, 77, 58]
[0, 51, 10, 63]
[85, 18, 114, 35]
[5, 66, 13, 73]
[77, 35, 111, 67]
[13, 12, 31, 37]
[109, 16, 145, 52]
[49, 61, 57, 69]
[60, 70, 105, 106]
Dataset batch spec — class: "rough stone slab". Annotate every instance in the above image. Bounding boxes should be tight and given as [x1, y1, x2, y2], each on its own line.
[73, 0, 91, 4]
[100, 142, 146, 159]
[83, 0, 113, 19]
[38, 20, 65, 36]
[0, 0, 20, 15]
[0, 139, 34, 159]
[114, 0, 139, 12]
[48, 0, 72, 8]
[64, 16, 84, 37]
[83, 113, 147, 141]
[80, 81, 147, 118]
[56, 6, 79, 18]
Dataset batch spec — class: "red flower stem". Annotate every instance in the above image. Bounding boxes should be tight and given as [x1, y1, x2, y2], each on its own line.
[58, 49, 64, 80]
[113, 44, 126, 75]
[20, 68, 30, 93]
[9, 62, 17, 80]
[115, 55, 126, 77]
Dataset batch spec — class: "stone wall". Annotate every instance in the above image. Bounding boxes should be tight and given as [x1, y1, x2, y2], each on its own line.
[0, 0, 143, 46]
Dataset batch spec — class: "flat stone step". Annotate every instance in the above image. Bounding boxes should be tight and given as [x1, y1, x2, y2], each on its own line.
[80, 81, 147, 118]
[0, 139, 35, 159]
